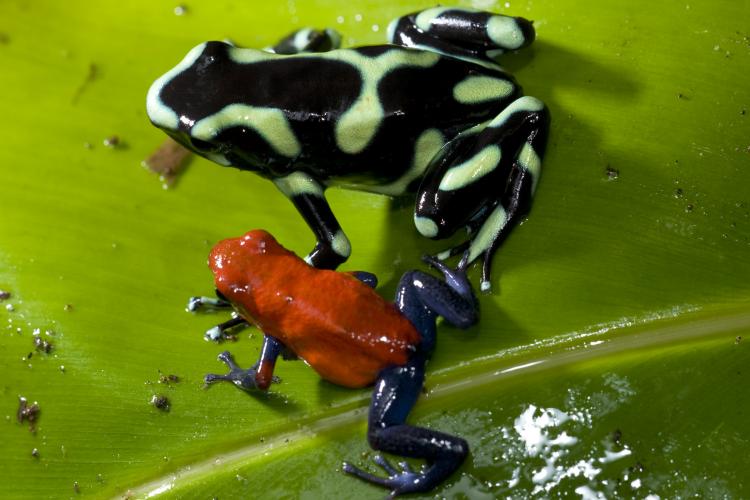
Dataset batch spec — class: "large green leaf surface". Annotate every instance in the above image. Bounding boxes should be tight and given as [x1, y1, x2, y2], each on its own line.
[1, 0, 749, 498]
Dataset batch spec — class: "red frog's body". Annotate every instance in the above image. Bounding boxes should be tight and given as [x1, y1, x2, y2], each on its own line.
[201, 229, 478, 497]
[209, 230, 420, 388]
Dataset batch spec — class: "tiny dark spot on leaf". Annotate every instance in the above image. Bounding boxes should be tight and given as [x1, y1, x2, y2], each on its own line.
[150, 394, 170, 411]
[17, 397, 40, 431]
[605, 165, 619, 180]
[103, 135, 120, 148]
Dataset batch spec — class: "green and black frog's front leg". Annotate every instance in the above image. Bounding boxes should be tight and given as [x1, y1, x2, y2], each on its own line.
[273, 171, 351, 269]
[343, 258, 478, 496]
[387, 6, 535, 68]
[415, 96, 550, 292]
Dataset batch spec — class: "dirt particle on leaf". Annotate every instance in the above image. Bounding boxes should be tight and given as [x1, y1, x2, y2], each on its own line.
[174, 4, 188, 16]
[64, 303, 74, 312]
[685, 203, 694, 213]
[34, 336, 53, 354]
[31, 448, 39, 458]
[736, 336, 743, 344]
[17, 397, 40, 431]
[158, 372, 180, 385]
[103, 135, 121, 148]
[73, 481, 80, 494]
[605, 165, 620, 180]
[141, 138, 192, 188]
[0, 290, 10, 300]
[150, 394, 170, 412]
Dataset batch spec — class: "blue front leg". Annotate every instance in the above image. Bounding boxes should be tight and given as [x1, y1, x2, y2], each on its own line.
[204, 334, 284, 391]
[343, 263, 477, 496]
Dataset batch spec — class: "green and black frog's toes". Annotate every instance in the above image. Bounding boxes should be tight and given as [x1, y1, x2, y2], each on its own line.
[266, 27, 341, 54]
[388, 6, 535, 68]
[415, 95, 550, 293]
[273, 171, 351, 270]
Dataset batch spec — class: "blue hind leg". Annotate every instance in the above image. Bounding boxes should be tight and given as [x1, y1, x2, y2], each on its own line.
[342, 355, 468, 497]
[342, 267, 475, 496]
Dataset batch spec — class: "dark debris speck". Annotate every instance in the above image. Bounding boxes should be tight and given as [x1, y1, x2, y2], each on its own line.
[34, 337, 53, 354]
[605, 166, 620, 180]
[17, 397, 41, 431]
[158, 372, 181, 385]
[0, 290, 10, 301]
[103, 135, 120, 148]
[150, 394, 170, 412]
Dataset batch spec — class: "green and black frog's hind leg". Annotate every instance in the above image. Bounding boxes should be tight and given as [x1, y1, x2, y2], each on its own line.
[265, 27, 341, 54]
[387, 6, 535, 67]
[415, 96, 551, 293]
[343, 258, 477, 496]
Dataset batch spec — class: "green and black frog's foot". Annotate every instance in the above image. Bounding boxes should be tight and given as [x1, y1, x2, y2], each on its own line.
[343, 456, 429, 498]
[204, 350, 279, 392]
[266, 27, 341, 55]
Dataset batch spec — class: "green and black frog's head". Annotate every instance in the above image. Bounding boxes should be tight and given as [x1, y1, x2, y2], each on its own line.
[146, 41, 266, 172]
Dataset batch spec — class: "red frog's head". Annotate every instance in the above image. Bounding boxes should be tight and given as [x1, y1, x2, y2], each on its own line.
[208, 230, 297, 315]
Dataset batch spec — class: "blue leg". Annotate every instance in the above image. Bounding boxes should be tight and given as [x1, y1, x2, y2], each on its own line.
[350, 271, 378, 288]
[342, 356, 469, 496]
[342, 267, 476, 496]
[204, 334, 283, 391]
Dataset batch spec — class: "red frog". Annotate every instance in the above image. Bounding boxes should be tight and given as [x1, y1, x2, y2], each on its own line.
[197, 229, 478, 496]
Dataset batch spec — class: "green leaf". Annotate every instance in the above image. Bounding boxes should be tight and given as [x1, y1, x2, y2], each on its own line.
[1, 0, 748, 498]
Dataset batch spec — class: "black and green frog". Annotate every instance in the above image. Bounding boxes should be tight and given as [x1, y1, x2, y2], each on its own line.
[147, 6, 550, 292]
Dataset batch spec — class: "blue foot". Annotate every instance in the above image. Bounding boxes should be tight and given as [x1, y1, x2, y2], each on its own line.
[342, 455, 433, 497]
